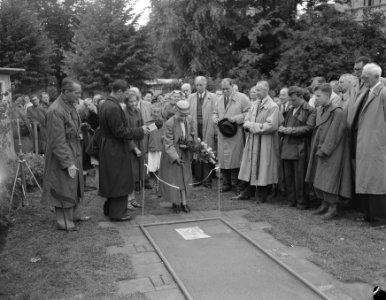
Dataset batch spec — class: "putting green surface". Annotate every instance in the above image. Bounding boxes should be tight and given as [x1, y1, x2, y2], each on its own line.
[144, 219, 326, 300]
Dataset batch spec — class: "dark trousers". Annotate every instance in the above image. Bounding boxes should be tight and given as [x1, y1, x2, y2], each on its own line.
[104, 195, 128, 219]
[221, 168, 244, 188]
[283, 159, 308, 206]
[192, 160, 213, 186]
[356, 194, 386, 221]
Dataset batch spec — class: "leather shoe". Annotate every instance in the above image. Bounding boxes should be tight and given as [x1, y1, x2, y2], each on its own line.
[172, 203, 181, 214]
[57, 225, 80, 231]
[74, 216, 91, 222]
[231, 194, 250, 200]
[255, 195, 267, 203]
[221, 185, 232, 193]
[313, 202, 329, 215]
[180, 204, 190, 213]
[321, 204, 338, 220]
[297, 204, 309, 210]
[110, 215, 132, 222]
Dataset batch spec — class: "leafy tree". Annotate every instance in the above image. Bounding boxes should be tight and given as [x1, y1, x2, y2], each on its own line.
[148, 0, 300, 89]
[64, 0, 159, 91]
[273, 6, 386, 86]
[29, 0, 88, 86]
[0, 0, 54, 86]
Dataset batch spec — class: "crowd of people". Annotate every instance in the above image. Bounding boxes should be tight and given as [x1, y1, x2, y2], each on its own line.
[10, 55, 386, 230]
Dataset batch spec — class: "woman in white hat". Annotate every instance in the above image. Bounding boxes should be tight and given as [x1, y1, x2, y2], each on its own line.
[159, 99, 195, 213]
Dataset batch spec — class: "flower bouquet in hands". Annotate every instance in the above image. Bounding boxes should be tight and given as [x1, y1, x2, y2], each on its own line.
[189, 138, 217, 165]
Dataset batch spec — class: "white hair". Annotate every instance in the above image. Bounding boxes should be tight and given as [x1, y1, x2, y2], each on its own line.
[129, 87, 141, 98]
[363, 63, 382, 77]
[256, 80, 270, 92]
[339, 73, 354, 83]
[181, 83, 191, 90]
[195, 76, 207, 84]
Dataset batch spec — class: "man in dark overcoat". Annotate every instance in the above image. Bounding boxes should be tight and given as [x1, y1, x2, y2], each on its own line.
[279, 86, 316, 209]
[305, 84, 352, 220]
[42, 78, 84, 231]
[98, 79, 148, 221]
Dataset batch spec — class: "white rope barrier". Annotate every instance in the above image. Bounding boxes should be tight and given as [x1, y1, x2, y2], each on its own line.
[144, 163, 219, 190]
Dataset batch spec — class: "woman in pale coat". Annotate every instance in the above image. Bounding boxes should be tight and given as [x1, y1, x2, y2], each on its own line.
[232, 81, 280, 203]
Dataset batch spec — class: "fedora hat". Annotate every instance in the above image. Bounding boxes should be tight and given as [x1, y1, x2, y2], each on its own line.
[218, 118, 238, 137]
[176, 100, 190, 115]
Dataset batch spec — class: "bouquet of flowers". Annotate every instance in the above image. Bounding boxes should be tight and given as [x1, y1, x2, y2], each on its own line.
[190, 138, 217, 165]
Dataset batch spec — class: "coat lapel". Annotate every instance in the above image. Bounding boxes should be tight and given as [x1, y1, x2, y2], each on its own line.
[361, 83, 383, 114]
[315, 105, 334, 128]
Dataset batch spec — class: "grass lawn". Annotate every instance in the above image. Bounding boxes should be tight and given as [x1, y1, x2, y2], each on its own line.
[0, 190, 146, 300]
[1, 176, 386, 299]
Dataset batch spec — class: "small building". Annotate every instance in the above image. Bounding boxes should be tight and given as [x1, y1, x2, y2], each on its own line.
[346, 0, 386, 22]
[143, 78, 181, 96]
[0, 67, 25, 160]
[0, 67, 25, 102]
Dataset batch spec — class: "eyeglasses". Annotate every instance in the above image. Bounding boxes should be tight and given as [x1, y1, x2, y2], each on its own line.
[354, 67, 362, 71]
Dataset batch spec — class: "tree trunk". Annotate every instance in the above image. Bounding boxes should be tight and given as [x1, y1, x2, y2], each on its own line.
[0, 98, 16, 187]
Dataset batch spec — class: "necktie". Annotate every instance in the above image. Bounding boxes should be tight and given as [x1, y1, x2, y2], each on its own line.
[224, 96, 228, 109]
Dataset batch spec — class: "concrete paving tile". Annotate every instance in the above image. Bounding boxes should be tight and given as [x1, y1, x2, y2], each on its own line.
[150, 274, 164, 287]
[145, 289, 185, 300]
[199, 210, 222, 218]
[118, 277, 154, 294]
[106, 244, 137, 255]
[134, 262, 169, 277]
[161, 274, 173, 285]
[322, 287, 355, 300]
[150, 274, 178, 290]
[300, 268, 339, 288]
[246, 232, 289, 250]
[278, 257, 324, 275]
[130, 252, 162, 266]
[134, 215, 160, 225]
[247, 221, 272, 230]
[335, 282, 373, 300]
[155, 214, 185, 223]
[222, 215, 249, 224]
[134, 243, 154, 253]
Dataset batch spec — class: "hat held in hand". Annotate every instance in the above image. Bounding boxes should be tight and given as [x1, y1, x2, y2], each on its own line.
[374, 286, 386, 300]
[218, 118, 238, 137]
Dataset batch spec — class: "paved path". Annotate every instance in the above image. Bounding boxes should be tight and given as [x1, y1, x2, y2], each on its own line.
[98, 210, 373, 300]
